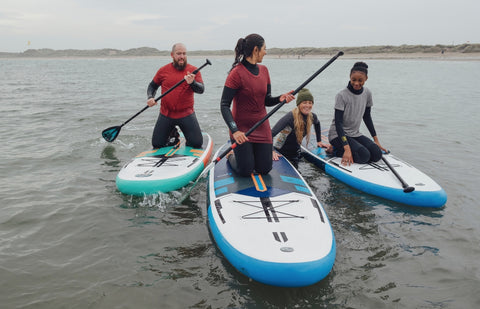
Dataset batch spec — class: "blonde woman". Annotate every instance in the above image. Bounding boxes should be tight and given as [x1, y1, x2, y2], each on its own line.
[272, 88, 328, 168]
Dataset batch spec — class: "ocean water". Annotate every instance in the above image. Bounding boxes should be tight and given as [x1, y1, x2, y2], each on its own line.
[1, 55, 479, 308]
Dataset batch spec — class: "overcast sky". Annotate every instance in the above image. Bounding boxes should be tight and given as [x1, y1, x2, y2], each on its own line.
[1, 0, 478, 52]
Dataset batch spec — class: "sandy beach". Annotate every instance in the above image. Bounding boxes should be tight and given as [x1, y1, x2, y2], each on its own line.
[273, 52, 480, 61]
[2, 51, 480, 61]
[2, 42, 479, 61]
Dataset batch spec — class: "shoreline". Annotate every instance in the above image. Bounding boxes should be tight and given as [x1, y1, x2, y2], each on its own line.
[1, 52, 479, 61]
[2, 43, 479, 60]
[271, 52, 480, 61]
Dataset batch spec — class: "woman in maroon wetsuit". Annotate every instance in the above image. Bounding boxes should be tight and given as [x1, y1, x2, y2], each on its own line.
[220, 33, 295, 177]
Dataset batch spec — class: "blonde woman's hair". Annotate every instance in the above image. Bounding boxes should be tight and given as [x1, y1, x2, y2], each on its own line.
[292, 107, 313, 145]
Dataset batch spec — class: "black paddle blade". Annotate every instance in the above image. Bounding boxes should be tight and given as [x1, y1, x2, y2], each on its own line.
[403, 186, 415, 193]
[102, 126, 121, 142]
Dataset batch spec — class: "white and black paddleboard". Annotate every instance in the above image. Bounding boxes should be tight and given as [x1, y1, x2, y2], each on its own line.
[116, 132, 213, 195]
[207, 142, 335, 287]
[301, 131, 447, 208]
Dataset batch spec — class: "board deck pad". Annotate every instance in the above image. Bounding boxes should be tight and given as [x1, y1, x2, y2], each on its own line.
[207, 142, 335, 287]
[116, 132, 212, 195]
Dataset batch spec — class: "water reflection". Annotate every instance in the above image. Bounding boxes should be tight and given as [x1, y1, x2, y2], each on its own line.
[299, 159, 445, 306]
[138, 243, 211, 281]
[100, 145, 121, 168]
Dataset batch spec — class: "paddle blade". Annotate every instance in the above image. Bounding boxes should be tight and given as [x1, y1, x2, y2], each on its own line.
[403, 186, 415, 193]
[102, 126, 121, 142]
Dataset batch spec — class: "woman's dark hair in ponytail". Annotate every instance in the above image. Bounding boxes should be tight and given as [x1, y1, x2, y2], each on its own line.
[230, 33, 265, 72]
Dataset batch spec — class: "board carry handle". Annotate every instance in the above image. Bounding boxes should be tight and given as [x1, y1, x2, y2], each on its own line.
[382, 155, 415, 193]
[198, 51, 344, 179]
[101, 59, 212, 142]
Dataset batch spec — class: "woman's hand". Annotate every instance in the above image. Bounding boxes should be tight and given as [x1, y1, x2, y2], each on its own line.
[373, 136, 388, 153]
[280, 90, 295, 103]
[232, 131, 248, 144]
[325, 144, 333, 154]
[317, 141, 329, 149]
[341, 145, 353, 166]
[147, 98, 157, 107]
[272, 151, 281, 161]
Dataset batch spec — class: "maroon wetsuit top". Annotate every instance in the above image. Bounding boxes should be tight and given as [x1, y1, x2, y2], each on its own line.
[224, 63, 273, 143]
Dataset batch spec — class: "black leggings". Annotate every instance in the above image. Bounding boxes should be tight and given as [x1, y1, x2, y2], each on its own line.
[330, 135, 382, 164]
[275, 148, 301, 168]
[152, 113, 203, 148]
[228, 141, 272, 177]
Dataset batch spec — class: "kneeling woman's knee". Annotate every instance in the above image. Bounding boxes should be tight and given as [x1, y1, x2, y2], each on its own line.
[237, 167, 254, 177]
[369, 146, 383, 162]
[355, 147, 371, 164]
[255, 165, 272, 175]
[228, 155, 254, 177]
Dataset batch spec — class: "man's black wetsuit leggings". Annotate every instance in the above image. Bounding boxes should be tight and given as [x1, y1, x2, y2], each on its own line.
[152, 113, 203, 148]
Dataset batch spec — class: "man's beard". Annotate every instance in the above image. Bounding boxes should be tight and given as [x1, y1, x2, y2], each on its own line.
[173, 58, 187, 70]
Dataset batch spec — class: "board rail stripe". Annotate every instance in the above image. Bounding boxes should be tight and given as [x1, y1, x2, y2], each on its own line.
[214, 199, 226, 224]
[329, 160, 353, 173]
[311, 198, 325, 223]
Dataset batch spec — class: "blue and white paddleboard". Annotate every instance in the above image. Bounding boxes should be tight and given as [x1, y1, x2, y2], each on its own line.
[207, 142, 335, 287]
[301, 131, 447, 208]
[116, 132, 213, 195]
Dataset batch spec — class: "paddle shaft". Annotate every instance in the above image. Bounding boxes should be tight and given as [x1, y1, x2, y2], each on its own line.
[208, 51, 344, 171]
[118, 59, 212, 128]
[381, 156, 415, 193]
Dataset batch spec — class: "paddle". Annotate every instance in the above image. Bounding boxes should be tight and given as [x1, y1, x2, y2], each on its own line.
[382, 155, 415, 193]
[102, 59, 212, 142]
[198, 51, 344, 180]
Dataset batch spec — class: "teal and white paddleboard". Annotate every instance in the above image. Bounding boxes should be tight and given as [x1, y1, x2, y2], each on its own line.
[116, 132, 213, 195]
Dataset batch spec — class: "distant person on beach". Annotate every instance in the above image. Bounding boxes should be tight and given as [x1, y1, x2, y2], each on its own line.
[146, 43, 205, 148]
[220, 33, 295, 177]
[328, 61, 387, 166]
[271, 88, 329, 168]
